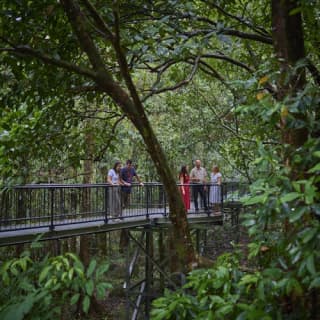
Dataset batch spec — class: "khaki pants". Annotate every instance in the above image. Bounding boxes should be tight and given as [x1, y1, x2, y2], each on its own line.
[109, 186, 122, 217]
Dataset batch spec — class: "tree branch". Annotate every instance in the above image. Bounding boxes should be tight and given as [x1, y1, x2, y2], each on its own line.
[181, 28, 272, 45]
[205, 1, 271, 37]
[69, 108, 122, 121]
[200, 53, 254, 73]
[196, 59, 226, 82]
[60, 0, 135, 115]
[81, 0, 115, 42]
[140, 59, 177, 96]
[142, 56, 200, 102]
[113, 4, 142, 107]
[61, 0, 107, 72]
[68, 85, 99, 94]
[140, 52, 250, 101]
[143, 59, 177, 73]
[221, 28, 272, 44]
[0, 45, 96, 79]
[94, 114, 126, 161]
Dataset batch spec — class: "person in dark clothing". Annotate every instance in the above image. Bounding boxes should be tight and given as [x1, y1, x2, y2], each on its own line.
[120, 159, 144, 209]
[190, 159, 209, 212]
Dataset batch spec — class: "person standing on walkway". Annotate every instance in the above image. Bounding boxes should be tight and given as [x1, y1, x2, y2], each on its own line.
[190, 159, 209, 212]
[120, 159, 144, 210]
[179, 165, 190, 211]
[209, 165, 222, 213]
[107, 161, 123, 218]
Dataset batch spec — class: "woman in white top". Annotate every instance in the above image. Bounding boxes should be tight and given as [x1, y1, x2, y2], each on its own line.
[209, 165, 222, 213]
[107, 161, 122, 218]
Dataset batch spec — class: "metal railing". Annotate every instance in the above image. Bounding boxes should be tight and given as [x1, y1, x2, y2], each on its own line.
[0, 182, 247, 232]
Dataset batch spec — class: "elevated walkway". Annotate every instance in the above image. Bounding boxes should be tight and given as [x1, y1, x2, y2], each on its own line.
[0, 183, 245, 246]
[0, 213, 227, 246]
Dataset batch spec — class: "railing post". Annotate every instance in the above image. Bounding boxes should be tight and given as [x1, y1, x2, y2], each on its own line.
[221, 183, 224, 218]
[207, 183, 210, 217]
[163, 187, 167, 217]
[50, 188, 55, 231]
[104, 185, 108, 224]
[146, 184, 149, 219]
[17, 188, 24, 229]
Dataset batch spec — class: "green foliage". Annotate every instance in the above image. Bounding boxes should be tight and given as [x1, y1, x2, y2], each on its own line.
[0, 250, 112, 320]
[151, 252, 280, 320]
[0, 0, 319, 318]
[0, 0, 276, 184]
[151, 58, 320, 320]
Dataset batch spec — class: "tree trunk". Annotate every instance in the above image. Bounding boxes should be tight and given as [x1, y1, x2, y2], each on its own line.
[70, 237, 77, 253]
[61, 0, 196, 272]
[119, 230, 129, 254]
[102, 82, 196, 271]
[98, 233, 107, 256]
[271, 0, 308, 148]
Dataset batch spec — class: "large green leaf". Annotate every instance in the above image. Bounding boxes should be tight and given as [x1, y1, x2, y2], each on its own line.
[86, 260, 97, 278]
[82, 295, 90, 314]
[0, 294, 36, 320]
[280, 192, 301, 203]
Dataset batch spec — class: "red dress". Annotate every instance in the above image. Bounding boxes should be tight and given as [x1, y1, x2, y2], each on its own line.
[180, 174, 190, 210]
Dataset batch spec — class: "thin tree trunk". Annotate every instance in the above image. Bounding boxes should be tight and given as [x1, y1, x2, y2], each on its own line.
[119, 230, 129, 254]
[98, 233, 107, 256]
[70, 237, 77, 253]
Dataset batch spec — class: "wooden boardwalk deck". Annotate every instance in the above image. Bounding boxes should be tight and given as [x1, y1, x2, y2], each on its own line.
[0, 210, 224, 246]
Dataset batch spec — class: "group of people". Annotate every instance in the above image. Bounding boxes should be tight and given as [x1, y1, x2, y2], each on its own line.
[107, 159, 143, 218]
[106, 158, 222, 219]
[179, 159, 222, 213]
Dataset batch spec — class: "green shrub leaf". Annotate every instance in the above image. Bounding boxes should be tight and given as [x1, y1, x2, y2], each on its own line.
[82, 295, 90, 314]
[86, 260, 97, 278]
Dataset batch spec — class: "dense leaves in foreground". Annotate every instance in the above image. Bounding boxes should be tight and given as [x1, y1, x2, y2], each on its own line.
[0, 243, 112, 320]
[152, 145, 320, 319]
[151, 80, 320, 319]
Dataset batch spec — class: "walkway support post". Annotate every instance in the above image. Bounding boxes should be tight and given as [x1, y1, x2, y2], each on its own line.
[145, 225, 152, 318]
[196, 229, 200, 254]
[159, 229, 165, 293]
[146, 185, 149, 219]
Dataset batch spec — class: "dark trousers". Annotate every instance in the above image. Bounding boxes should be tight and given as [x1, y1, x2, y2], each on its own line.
[121, 191, 131, 208]
[192, 184, 208, 210]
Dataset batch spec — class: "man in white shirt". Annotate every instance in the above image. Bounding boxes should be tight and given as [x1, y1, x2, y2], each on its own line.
[190, 159, 209, 212]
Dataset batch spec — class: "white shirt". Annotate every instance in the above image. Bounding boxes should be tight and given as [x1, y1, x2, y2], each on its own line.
[190, 166, 207, 183]
[108, 169, 119, 184]
[211, 172, 222, 184]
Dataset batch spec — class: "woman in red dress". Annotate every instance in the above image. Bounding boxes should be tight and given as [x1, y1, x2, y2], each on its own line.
[179, 165, 190, 211]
